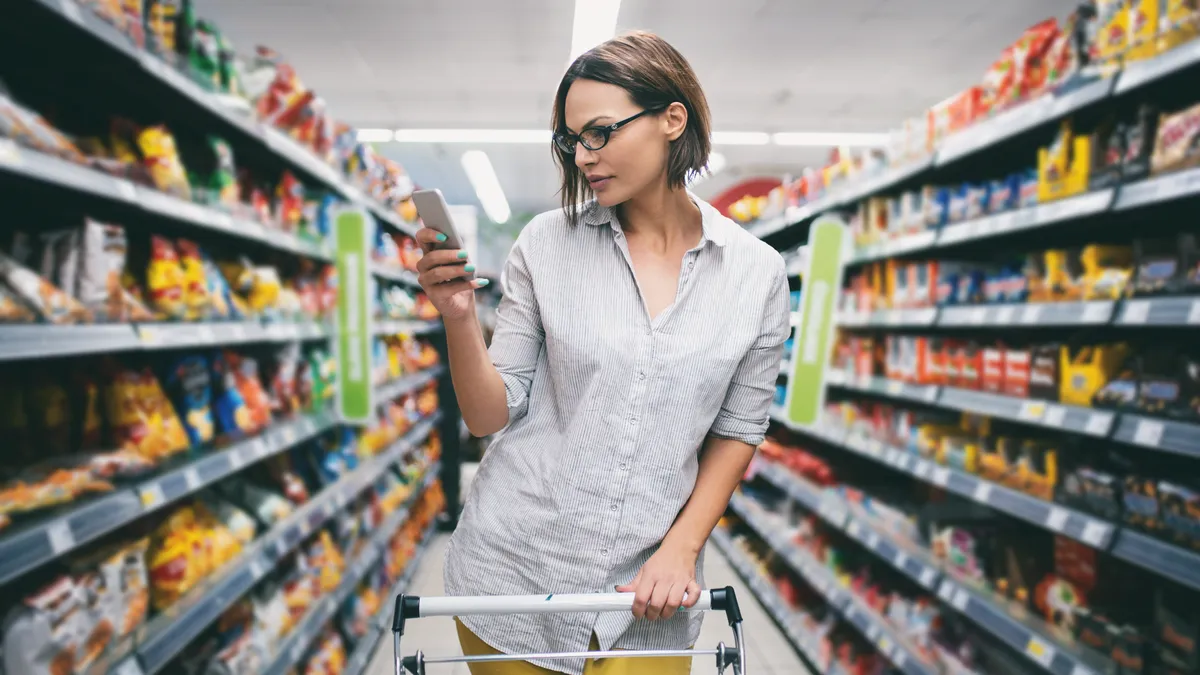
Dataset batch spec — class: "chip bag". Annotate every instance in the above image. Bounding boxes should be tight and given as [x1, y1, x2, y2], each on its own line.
[164, 355, 215, 447]
[137, 125, 190, 199]
[0, 251, 91, 324]
[211, 351, 256, 440]
[147, 236, 186, 320]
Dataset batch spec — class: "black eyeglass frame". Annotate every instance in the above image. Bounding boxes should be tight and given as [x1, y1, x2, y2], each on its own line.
[553, 106, 667, 155]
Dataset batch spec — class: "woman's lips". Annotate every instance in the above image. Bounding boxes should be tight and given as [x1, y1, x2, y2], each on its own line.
[588, 177, 612, 191]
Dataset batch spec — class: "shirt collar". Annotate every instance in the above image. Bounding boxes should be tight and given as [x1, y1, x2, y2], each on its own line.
[580, 192, 727, 248]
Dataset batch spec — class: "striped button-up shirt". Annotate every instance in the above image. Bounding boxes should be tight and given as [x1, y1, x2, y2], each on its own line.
[444, 195, 791, 674]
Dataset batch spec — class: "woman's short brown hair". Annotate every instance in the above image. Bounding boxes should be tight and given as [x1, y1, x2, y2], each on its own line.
[551, 30, 712, 224]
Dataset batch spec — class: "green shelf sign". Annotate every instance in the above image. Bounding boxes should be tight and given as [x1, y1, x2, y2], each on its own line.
[335, 207, 373, 423]
[786, 215, 847, 426]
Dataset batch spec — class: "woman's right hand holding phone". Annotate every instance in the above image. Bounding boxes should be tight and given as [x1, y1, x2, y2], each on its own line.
[415, 227, 490, 323]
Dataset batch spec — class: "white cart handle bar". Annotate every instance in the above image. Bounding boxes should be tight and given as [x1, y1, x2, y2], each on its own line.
[391, 587, 746, 675]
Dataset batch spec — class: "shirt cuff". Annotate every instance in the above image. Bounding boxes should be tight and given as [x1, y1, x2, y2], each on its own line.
[708, 412, 767, 446]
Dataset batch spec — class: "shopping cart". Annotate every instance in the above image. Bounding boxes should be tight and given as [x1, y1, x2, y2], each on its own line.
[390, 587, 747, 674]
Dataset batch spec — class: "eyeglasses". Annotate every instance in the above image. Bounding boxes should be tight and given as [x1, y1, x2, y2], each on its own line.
[553, 107, 663, 155]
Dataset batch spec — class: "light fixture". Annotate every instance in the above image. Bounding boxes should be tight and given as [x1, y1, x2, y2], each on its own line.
[460, 150, 511, 224]
[393, 129, 551, 144]
[569, 0, 622, 63]
[356, 128, 395, 143]
[711, 131, 771, 146]
[771, 132, 890, 147]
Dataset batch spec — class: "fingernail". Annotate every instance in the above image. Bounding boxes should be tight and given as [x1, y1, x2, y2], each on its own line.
[436, 233, 447, 242]
[457, 251, 468, 259]
[464, 264, 476, 273]
[476, 278, 490, 287]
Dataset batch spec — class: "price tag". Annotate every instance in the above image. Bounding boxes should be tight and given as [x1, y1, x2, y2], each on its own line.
[919, 567, 937, 588]
[183, 467, 201, 490]
[1085, 413, 1112, 436]
[139, 483, 165, 509]
[1046, 506, 1070, 532]
[0, 138, 20, 167]
[109, 179, 138, 202]
[1043, 405, 1067, 428]
[228, 448, 245, 471]
[282, 425, 298, 445]
[877, 636, 895, 657]
[1018, 401, 1046, 422]
[1081, 520, 1110, 547]
[923, 386, 939, 403]
[938, 579, 956, 602]
[894, 551, 908, 569]
[867, 532, 880, 549]
[290, 640, 306, 663]
[1187, 300, 1200, 326]
[973, 482, 993, 504]
[951, 588, 970, 611]
[249, 559, 265, 579]
[914, 460, 931, 478]
[1020, 305, 1044, 324]
[886, 380, 904, 396]
[113, 657, 144, 675]
[138, 326, 160, 346]
[1025, 637, 1057, 668]
[932, 466, 951, 487]
[1133, 418, 1165, 447]
[867, 624, 881, 640]
[969, 307, 987, 325]
[1070, 663, 1097, 675]
[866, 438, 884, 457]
[46, 520, 75, 554]
[1122, 300, 1150, 325]
[846, 520, 862, 538]
[994, 306, 1016, 324]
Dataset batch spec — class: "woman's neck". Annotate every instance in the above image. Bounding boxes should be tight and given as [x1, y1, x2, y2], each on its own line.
[616, 182, 702, 252]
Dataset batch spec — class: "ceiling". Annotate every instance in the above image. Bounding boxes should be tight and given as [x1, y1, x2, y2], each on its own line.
[204, 0, 1078, 219]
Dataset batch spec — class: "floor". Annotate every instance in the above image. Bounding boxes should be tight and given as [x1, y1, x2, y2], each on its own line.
[366, 465, 812, 675]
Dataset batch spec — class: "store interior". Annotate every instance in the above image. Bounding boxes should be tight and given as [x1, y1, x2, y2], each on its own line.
[2, 1, 1200, 674]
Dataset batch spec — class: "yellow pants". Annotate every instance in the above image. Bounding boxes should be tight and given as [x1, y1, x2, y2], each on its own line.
[455, 619, 692, 675]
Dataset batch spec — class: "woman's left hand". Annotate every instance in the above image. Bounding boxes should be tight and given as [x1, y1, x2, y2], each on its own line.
[615, 544, 701, 621]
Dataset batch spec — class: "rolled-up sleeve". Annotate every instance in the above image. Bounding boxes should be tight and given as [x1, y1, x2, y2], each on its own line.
[709, 259, 791, 445]
[488, 233, 544, 426]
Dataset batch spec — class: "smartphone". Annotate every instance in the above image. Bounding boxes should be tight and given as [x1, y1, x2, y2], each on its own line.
[412, 189, 464, 250]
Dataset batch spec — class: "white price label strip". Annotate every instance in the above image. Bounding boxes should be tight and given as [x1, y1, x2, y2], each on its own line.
[893, 551, 908, 569]
[938, 580, 955, 601]
[1133, 419, 1165, 447]
[1081, 520, 1110, 547]
[60, 0, 86, 24]
[139, 483, 166, 509]
[1043, 405, 1067, 428]
[249, 559, 265, 579]
[1123, 300, 1150, 324]
[973, 482, 993, 504]
[1025, 637, 1057, 668]
[113, 180, 138, 202]
[1046, 507, 1070, 532]
[919, 567, 937, 588]
[1189, 300, 1200, 325]
[867, 532, 880, 549]
[0, 138, 21, 166]
[1085, 413, 1112, 436]
[46, 520, 75, 554]
[1018, 401, 1046, 422]
[932, 467, 950, 487]
[1083, 302, 1111, 323]
[1020, 305, 1043, 324]
[113, 658, 144, 675]
[951, 588, 970, 611]
[994, 306, 1015, 324]
[184, 467, 201, 491]
[886, 380, 904, 395]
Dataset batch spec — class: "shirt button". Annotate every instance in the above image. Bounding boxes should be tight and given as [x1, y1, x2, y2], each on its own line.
[619, 462, 628, 470]
[601, 548, 609, 556]
[688, 261, 695, 270]
[628, 415, 638, 424]
[610, 504, 618, 511]
[637, 371, 646, 381]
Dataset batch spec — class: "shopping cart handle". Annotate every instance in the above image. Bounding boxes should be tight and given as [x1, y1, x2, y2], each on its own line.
[392, 587, 743, 636]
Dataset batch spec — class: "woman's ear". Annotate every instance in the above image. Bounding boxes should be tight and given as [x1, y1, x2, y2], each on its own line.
[663, 101, 688, 142]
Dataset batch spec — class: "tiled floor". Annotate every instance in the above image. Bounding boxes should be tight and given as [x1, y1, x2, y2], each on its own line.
[365, 464, 813, 675]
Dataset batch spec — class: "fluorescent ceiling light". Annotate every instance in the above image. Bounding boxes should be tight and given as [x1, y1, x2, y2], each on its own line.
[461, 150, 511, 224]
[772, 132, 890, 147]
[393, 129, 551, 144]
[570, 0, 621, 63]
[356, 128, 395, 143]
[711, 131, 770, 146]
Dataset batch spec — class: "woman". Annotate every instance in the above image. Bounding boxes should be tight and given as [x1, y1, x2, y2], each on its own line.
[414, 30, 790, 675]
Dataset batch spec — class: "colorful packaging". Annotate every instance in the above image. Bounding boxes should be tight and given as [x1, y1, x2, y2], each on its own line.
[147, 236, 186, 320]
[0, 251, 91, 324]
[137, 125, 191, 198]
[175, 239, 212, 321]
[165, 355, 215, 447]
[211, 351, 256, 440]
[0, 576, 103, 675]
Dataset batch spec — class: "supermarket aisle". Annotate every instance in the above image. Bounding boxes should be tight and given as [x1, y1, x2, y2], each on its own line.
[364, 533, 812, 675]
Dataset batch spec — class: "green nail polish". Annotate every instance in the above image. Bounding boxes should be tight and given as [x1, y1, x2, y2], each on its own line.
[476, 278, 490, 287]
[464, 264, 476, 273]
[436, 233, 447, 242]
[457, 251, 468, 259]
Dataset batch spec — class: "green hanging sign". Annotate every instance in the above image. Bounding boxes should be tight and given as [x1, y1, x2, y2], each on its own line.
[335, 207, 373, 424]
[786, 215, 847, 426]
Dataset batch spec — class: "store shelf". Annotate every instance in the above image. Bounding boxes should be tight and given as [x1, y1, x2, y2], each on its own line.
[728, 493, 935, 675]
[938, 301, 1115, 327]
[1114, 296, 1200, 327]
[376, 319, 444, 336]
[936, 386, 1116, 437]
[838, 308, 938, 328]
[0, 320, 330, 362]
[836, 157, 934, 206]
[936, 188, 1115, 247]
[826, 370, 940, 405]
[377, 366, 445, 403]
[343, 519, 440, 675]
[0, 410, 337, 586]
[1110, 528, 1200, 593]
[755, 460, 1111, 675]
[133, 416, 439, 674]
[848, 230, 939, 265]
[936, 77, 1113, 167]
[1113, 166, 1200, 210]
[1109, 413, 1200, 458]
[262, 467, 440, 675]
[373, 264, 421, 286]
[1115, 36, 1200, 93]
[710, 529, 824, 674]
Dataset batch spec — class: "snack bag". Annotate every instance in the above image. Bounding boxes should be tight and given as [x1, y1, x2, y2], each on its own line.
[39, 228, 81, 300]
[69, 537, 151, 643]
[0, 251, 91, 324]
[144, 0, 183, 59]
[228, 352, 272, 429]
[0, 284, 36, 322]
[199, 252, 236, 320]
[175, 239, 212, 320]
[165, 355, 215, 447]
[275, 171, 305, 232]
[147, 506, 210, 610]
[138, 366, 190, 454]
[211, 351, 256, 440]
[219, 479, 293, 527]
[206, 137, 239, 207]
[137, 125, 191, 198]
[0, 576, 97, 675]
[146, 236, 186, 320]
[77, 219, 129, 322]
[28, 369, 72, 454]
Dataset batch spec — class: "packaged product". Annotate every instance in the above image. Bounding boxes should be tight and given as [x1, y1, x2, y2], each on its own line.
[147, 506, 212, 610]
[0, 576, 101, 675]
[69, 537, 151, 641]
[275, 171, 304, 231]
[303, 630, 347, 675]
[76, 220, 142, 322]
[307, 530, 345, 593]
[193, 501, 243, 571]
[204, 496, 258, 547]
[145, 0, 183, 58]
[137, 125, 191, 198]
[175, 239, 212, 321]
[1150, 102, 1200, 175]
[199, 252, 236, 320]
[0, 93, 86, 162]
[0, 284, 36, 322]
[165, 355, 215, 447]
[228, 352, 272, 430]
[104, 360, 190, 461]
[219, 478, 294, 527]
[39, 228, 81, 300]
[0, 466, 113, 523]
[266, 453, 310, 505]
[28, 368, 72, 454]
[0, 251, 91, 324]
[146, 236, 186, 320]
[211, 351, 256, 440]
